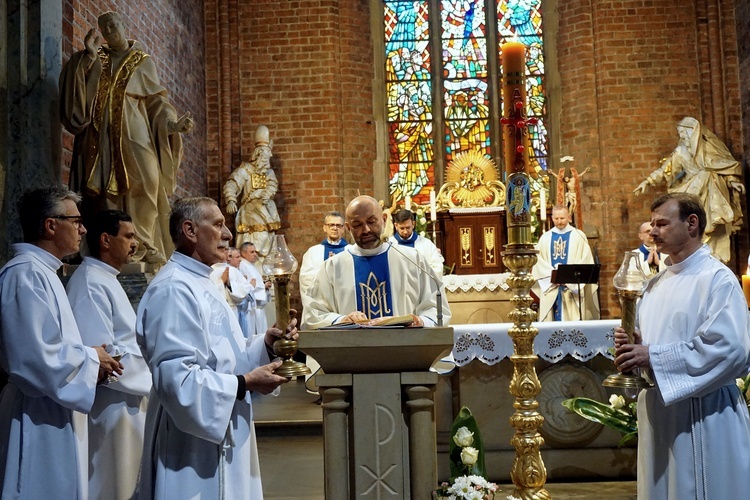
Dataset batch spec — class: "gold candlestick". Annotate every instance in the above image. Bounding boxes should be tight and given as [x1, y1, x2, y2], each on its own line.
[501, 40, 549, 500]
[263, 235, 310, 379]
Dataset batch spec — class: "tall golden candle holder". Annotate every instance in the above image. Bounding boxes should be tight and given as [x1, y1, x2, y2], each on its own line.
[603, 251, 650, 389]
[263, 234, 311, 379]
[500, 39, 549, 500]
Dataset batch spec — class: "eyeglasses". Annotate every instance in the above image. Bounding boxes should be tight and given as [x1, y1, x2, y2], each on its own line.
[325, 223, 344, 229]
[51, 215, 84, 229]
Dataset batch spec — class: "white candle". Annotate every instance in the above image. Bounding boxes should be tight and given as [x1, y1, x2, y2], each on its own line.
[429, 189, 437, 221]
[404, 195, 411, 210]
[539, 186, 546, 221]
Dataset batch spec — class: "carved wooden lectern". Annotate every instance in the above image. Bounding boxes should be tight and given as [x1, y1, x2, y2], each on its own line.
[298, 328, 453, 500]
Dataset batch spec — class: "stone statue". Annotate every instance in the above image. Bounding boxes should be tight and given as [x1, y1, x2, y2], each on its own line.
[634, 117, 744, 263]
[60, 11, 193, 265]
[223, 125, 282, 261]
[379, 198, 397, 241]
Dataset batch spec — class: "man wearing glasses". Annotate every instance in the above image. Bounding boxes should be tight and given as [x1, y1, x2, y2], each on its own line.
[298, 211, 349, 310]
[0, 186, 122, 498]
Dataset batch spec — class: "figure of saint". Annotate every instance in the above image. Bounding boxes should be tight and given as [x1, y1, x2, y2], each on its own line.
[60, 11, 194, 266]
[548, 166, 590, 217]
[634, 117, 744, 263]
[223, 125, 282, 260]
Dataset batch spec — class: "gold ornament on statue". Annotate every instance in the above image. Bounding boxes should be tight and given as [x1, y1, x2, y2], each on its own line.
[262, 234, 311, 378]
[436, 150, 506, 208]
[603, 251, 651, 389]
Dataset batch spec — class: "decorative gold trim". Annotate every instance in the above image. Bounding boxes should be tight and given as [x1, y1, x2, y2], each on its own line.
[436, 150, 506, 208]
[483, 226, 496, 266]
[87, 47, 149, 196]
[236, 222, 282, 234]
[460, 227, 472, 267]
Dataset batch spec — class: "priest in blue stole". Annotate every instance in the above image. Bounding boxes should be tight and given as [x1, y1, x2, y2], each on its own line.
[301, 196, 450, 329]
[532, 205, 600, 321]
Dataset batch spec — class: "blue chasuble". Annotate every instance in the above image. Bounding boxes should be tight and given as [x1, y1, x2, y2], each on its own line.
[352, 251, 393, 319]
[321, 239, 347, 260]
[550, 232, 571, 321]
[393, 231, 418, 248]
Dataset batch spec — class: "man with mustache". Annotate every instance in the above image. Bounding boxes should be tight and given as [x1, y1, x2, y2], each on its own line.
[135, 197, 296, 499]
[66, 210, 152, 500]
[302, 195, 450, 329]
[615, 193, 750, 499]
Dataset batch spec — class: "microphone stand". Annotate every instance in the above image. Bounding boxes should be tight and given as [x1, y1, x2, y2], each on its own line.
[386, 241, 443, 326]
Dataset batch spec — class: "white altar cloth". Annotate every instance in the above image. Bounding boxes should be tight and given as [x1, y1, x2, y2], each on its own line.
[452, 320, 619, 366]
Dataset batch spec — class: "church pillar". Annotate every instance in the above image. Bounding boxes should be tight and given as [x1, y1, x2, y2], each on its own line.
[1, 0, 63, 260]
[319, 375, 351, 500]
[404, 374, 439, 500]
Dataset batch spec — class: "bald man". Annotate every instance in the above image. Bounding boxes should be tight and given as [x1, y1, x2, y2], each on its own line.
[635, 222, 666, 276]
[301, 196, 450, 329]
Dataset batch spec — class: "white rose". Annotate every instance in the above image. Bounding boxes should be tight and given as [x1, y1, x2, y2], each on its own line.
[460, 446, 479, 466]
[609, 394, 626, 409]
[419, 217, 427, 225]
[452, 426, 474, 447]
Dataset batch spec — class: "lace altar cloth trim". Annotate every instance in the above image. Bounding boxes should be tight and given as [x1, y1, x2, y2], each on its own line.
[443, 273, 512, 293]
[452, 320, 619, 365]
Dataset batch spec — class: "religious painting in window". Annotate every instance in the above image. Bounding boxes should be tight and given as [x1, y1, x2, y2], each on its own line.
[385, 1, 435, 204]
[441, 0, 491, 165]
[382, 0, 549, 204]
[498, 0, 547, 172]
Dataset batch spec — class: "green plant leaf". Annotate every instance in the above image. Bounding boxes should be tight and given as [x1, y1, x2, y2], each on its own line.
[448, 406, 486, 480]
[561, 397, 638, 437]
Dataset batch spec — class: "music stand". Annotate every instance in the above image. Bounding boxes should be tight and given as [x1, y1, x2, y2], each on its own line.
[551, 264, 601, 320]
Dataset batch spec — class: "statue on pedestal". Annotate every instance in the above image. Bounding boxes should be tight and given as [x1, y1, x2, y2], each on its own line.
[223, 125, 282, 262]
[60, 11, 194, 266]
[634, 117, 744, 263]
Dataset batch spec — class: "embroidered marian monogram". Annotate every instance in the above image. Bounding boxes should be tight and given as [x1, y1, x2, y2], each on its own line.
[358, 272, 392, 319]
[553, 235, 568, 261]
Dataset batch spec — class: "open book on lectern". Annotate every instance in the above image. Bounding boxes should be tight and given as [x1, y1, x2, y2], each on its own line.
[317, 314, 417, 330]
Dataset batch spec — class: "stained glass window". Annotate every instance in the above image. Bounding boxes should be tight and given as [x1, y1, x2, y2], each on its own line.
[383, 0, 549, 204]
[498, 0, 547, 172]
[385, 1, 434, 203]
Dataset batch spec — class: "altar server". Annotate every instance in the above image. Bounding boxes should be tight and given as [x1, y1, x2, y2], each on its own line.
[66, 210, 152, 500]
[615, 193, 750, 499]
[532, 205, 600, 321]
[239, 241, 271, 334]
[389, 209, 444, 277]
[0, 186, 121, 499]
[298, 211, 348, 309]
[136, 196, 295, 499]
[302, 195, 450, 329]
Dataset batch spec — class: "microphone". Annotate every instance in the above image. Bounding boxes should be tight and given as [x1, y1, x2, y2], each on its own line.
[386, 240, 444, 327]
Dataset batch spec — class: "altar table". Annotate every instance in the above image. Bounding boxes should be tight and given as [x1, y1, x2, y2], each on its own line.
[435, 320, 636, 482]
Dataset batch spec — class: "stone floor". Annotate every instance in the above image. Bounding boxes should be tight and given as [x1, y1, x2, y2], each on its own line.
[255, 378, 637, 500]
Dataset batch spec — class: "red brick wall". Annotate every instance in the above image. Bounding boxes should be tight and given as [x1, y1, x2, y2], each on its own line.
[61, 0, 207, 197]
[204, 0, 376, 309]
[738, 0, 750, 193]
[556, 0, 743, 316]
